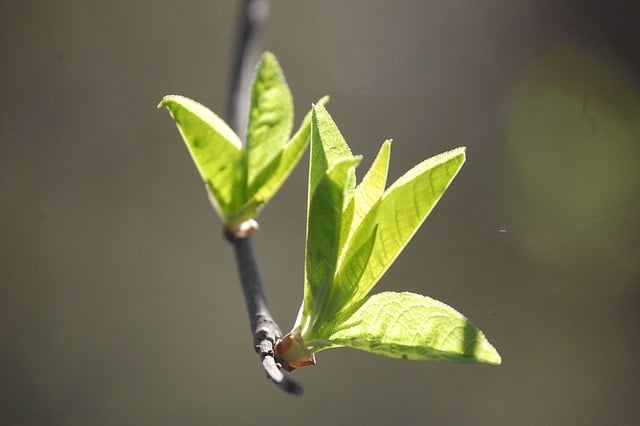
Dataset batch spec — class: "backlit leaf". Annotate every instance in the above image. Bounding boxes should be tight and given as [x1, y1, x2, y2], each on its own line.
[247, 52, 294, 186]
[304, 157, 361, 331]
[246, 96, 329, 207]
[318, 291, 501, 365]
[349, 140, 391, 240]
[159, 95, 245, 219]
[341, 148, 466, 308]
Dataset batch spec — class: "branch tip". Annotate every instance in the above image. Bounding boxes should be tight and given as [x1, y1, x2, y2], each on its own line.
[262, 355, 303, 395]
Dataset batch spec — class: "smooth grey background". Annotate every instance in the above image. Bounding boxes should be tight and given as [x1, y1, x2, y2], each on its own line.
[2, 1, 639, 425]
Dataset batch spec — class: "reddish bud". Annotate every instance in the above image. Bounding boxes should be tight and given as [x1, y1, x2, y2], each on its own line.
[275, 332, 316, 371]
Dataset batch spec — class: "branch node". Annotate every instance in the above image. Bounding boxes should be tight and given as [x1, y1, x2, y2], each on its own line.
[224, 219, 260, 242]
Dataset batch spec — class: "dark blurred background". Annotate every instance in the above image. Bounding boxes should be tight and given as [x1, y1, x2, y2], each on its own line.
[2, 1, 639, 425]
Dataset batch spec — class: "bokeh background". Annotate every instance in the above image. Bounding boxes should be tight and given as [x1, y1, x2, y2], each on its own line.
[2, 1, 639, 424]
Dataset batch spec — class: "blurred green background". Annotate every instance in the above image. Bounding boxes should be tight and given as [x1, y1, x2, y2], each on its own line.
[2, 1, 639, 424]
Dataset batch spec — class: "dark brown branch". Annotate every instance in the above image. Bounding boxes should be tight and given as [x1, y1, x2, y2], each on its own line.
[225, 0, 302, 394]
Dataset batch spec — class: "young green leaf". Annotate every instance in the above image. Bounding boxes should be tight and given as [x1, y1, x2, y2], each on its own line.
[348, 140, 391, 242]
[160, 52, 326, 231]
[245, 96, 329, 208]
[277, 105, 501, 369]
[315, 225, 379, 336]
[246, 52, 294, 186]
[158, 95, 246, 219]
[304, 156, 361, 331]
[339, 147, 466, 311]
[318, 292, 501, 365]
[299, 105, 360, 331]
[308, 104, 355, 203]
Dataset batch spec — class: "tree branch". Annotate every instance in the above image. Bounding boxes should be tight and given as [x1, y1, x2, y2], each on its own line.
[228, 0, 271, 139]
[230, 235, 302, 394]
[225, 0, 302, 394]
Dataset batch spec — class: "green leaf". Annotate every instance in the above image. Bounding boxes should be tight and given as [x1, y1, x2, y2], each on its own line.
[353, 140, 391, 228]
[342, 140, 391, 251]
[308, 104, 354, 203]
[340, 147, 466, 309]
[246, 52, 294, 186]
[245, 96, 329, 210]
[316, 225, 378, 336]
[304, 156, 361, 331]
[299, 105, 360, 333]
[161, 54, 322, 229]
[316, 291, 501, 365]
[158, 95, 245, 219]
[283, 104, 500, 369]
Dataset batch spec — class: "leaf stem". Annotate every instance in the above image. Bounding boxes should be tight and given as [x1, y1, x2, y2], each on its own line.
[226, 0, 302, 394]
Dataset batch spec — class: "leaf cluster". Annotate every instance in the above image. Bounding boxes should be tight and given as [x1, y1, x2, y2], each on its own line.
[159, 53, 326, 231]
[160, 52, 501, 371]
[277, 106, 500, 367]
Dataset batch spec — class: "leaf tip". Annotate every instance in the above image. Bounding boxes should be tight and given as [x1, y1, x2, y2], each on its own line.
[257, 51, 285, 78]
[157, 94, 189, 112]
[483, 349, 502, 366]
[473, 334, 501, 365]
[486, 342, 502, 365]
[457, 146, 467, 158]
[157, 95, 173, 109]
[493, 353, 503, 365]
[317, 95, 330, 107]
[312, 102, 328, 115]
[261, 50, 277, 62]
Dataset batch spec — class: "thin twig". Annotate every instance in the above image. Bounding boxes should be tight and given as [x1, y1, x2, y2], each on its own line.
[226, 0, 302, 394]
[231, 236, 302, 394]
[228, 0, 271, 139]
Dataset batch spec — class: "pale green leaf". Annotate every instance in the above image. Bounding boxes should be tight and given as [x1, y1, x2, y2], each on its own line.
[343, 140, 391, 252]
[353, 140, 391, 228]
[337, 165, 357, 254]
[313, 225, 379, 336]
[304, 156, 361, 331]
[301, 105, 360, 333]
[246, 96, 329, 207]
[308, 104, 354, 203]
[159, 95, 245, 218]
[340, 147, 466, 308]
[247, 52, 293, 186]
[315, 291, 501, 365]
